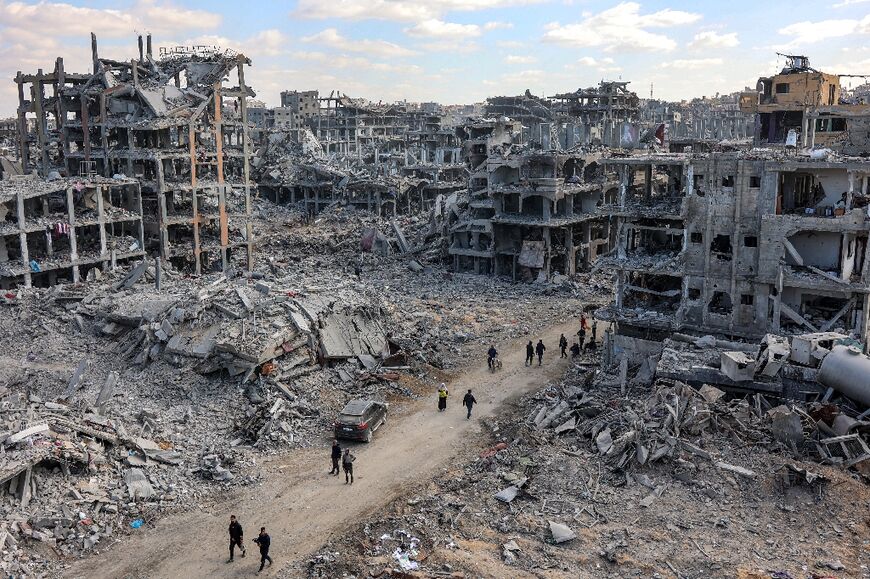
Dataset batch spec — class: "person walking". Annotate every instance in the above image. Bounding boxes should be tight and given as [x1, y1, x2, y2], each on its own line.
[329, 439, 342, 476]
[462, 389, 477, 419]
[227, 515, 246, 562]
[253, 527, 272, 573]
[535, 340, 546, 366]
[591, 320, 598, 344]
[559, 334, 568, 358]
[487, 345, 498, 370]
[342, 448, 356, 484]
[525, 341, 534, 366]
[577, 326, 586, 348]
[580, 313, 589, 332]
[437, 383, 449, 412]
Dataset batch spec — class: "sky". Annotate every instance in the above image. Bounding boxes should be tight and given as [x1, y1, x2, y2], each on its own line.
[1, 0, 870, 115]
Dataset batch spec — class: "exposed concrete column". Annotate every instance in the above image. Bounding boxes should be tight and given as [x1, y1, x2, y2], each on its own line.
[218, 185, 228, 272]
[189, 123, 201, 275]
[237, 58, 254, 272]
[96, 184, 107, 260]
[156, 160, 169, 260]
[16, 191, 31, 287]
[846, 171, 855, 210]
[32, 70, 48, 175]
[618, 165, 628, 208]
[66, 186, 80, 283]
[801, 108, 809, 147]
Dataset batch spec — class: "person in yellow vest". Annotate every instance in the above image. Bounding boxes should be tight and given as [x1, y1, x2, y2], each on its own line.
[437, 383, 449, 412]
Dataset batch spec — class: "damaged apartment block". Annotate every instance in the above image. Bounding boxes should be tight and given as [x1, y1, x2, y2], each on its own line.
[14, 34, 255, 277]
[0, 176, 144, 288]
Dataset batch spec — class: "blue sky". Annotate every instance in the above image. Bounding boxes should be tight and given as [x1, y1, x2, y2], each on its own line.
[1, 0, 869, 115]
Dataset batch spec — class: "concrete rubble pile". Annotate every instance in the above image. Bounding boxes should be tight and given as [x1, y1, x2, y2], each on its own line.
[303, 356, 869, 578]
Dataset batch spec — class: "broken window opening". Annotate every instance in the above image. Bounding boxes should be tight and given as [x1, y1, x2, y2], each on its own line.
[721, 175, 735, 188]
[775, 83, 790, 94]
[690, 232, 703, 244]
[710, 234, 733, 261]
[708, 291, 733, 315]
[740, 294, 754, 306]
[688, 288, 701, 300]
[749, 176, 761, 188]
[744, 235, 758, 248]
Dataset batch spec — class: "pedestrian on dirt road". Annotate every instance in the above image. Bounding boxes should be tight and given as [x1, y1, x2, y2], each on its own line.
[438, 383, 449, 412]
[487, 345, 498, 370]
[536, 340, 546, 366]
[525, 341, 534, 366]
[591, 320, 598, 344]
[253, 527, 272, 573]
[559, 334, 568, 358]
[227, 514, 246, 562]
[462, 389, 477, 419]
[342, 448, 356, 484]
[330, 439, 342, 476]
[570, 342, 580, 358]
[581, 313, 589, 332]
[577, 327, 586, 347]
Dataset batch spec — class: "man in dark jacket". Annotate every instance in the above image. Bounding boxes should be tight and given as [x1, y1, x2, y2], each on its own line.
[253, 527, 272, 572]
[462, 389, 477, 419]
[536, 340, 546, 366]
[525, 341, 534, 366]
[329, 439, 341, 476]
[228, 515, 246, 562]
[487, 345, 498, 369]
[559, 334, 568, 358]
[570, 342, 581, 358]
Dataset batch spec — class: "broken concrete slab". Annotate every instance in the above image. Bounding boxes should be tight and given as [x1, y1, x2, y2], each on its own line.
[548, 521, 576, 544]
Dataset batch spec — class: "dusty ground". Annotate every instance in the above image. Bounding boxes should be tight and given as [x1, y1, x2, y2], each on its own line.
[62, 320, 578, 578]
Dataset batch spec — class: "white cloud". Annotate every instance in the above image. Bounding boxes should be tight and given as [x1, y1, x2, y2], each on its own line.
[833, 0, 870, 7]
[405, 19, 481, 38]
[542, 2, 701, 52]
[496, 40, 525, 48]
[168, 30, 290, 59]
[294, 0, 543, 22]
[577, 56, 614, 67]
[660, 58, 724, 69]
[0, 0, 221, 38]
[505, 54, 537, 64]
[688, 31, 739, 50]
[418, 39, 481, 54]
[484, 21, 514, 30]
[301, 28, 417, 57]
[777, 19, 864, 45]
[292, 51, 422, 74]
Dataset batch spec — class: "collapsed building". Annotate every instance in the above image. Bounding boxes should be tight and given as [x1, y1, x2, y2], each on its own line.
[740, 54, 870, 152]
[12, 34, 255, 282]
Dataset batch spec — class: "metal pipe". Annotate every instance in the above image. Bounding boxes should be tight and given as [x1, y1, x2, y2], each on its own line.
[818, 345, 870, 407]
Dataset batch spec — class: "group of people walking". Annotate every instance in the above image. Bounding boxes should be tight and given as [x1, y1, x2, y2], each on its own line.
[527, 314, 600, 366]
[227, 515, 273, 573]
[438, 383, 478, 418]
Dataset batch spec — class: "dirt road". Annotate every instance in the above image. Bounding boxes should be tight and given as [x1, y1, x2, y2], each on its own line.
[66, 320, 577, 579]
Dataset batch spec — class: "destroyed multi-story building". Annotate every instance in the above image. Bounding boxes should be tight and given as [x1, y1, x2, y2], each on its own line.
[448, 118, 616, 279]
[740, 54, 870, 152]
[599, 151, 870, 365]
[13, 34, 256, 278]
[401, 105, 465, 212]
[0, 175, 144, 288]
[642, 93, 755, 143]
[550, 81, 640, 147]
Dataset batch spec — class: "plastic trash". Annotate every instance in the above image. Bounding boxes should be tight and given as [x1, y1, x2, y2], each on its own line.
[130, 519, 144, 529]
